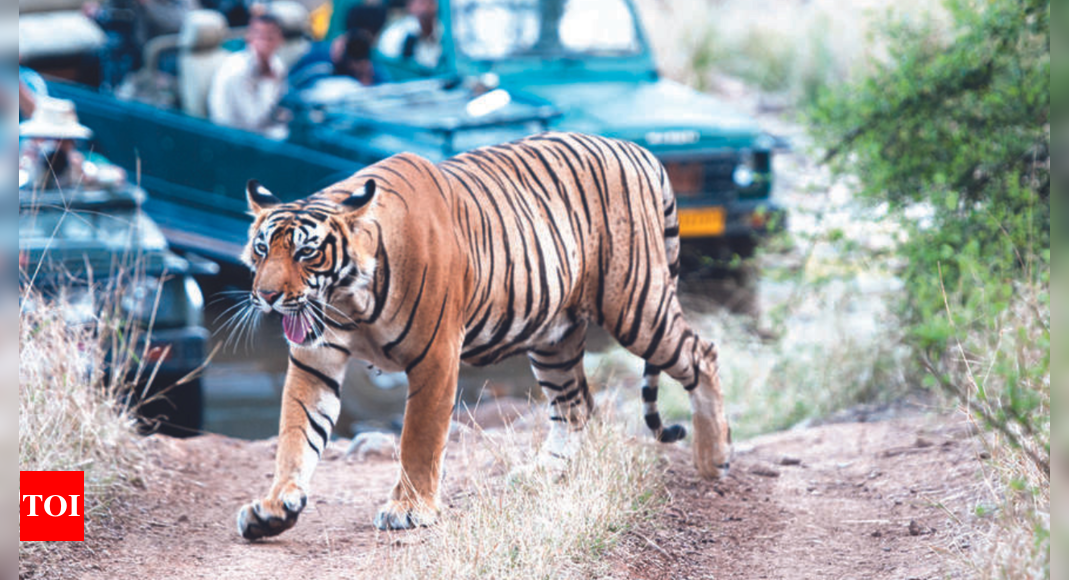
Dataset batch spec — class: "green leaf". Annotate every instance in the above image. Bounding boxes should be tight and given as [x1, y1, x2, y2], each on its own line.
[944, 190, 959, 211]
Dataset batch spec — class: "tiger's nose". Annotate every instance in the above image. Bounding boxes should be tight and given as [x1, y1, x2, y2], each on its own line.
[258, 290, 281, 304]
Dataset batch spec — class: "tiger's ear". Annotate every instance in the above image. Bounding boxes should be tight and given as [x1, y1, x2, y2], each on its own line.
[340, 179, 377, 213]
[247, 179, 282, 215]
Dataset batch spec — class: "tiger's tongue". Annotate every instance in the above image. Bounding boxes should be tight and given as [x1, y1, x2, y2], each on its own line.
[282, 314, 309, 344]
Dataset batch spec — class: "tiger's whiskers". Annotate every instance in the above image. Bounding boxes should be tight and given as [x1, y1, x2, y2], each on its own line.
[216, 294, 262, 353]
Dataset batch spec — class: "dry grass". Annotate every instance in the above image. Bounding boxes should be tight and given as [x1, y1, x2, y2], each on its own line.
[935, 281, 1051, 579]
[19, 286, 147, 553]
[377, 405, 664, 580]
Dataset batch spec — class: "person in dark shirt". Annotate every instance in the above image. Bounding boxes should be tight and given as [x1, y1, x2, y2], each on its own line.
[289, 29, 386, 91]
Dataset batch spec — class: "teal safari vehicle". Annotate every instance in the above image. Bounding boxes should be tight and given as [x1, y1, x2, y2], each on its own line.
[298, 0, 781, 259]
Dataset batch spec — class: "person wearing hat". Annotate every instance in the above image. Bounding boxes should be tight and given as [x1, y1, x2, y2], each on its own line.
[19, 98, 94, 191]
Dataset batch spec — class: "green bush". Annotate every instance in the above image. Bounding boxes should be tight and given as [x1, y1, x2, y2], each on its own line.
[809, 0, 1049, 574]
[811, 0, 1049, 327]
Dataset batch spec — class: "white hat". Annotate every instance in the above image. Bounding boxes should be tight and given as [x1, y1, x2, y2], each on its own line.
[19, 97, 93, 140]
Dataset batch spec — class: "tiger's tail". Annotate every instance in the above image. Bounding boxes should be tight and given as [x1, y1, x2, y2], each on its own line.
[640, 162, 688, 444]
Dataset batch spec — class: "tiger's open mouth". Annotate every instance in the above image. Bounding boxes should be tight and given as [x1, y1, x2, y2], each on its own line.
[281, 312, 321, 346]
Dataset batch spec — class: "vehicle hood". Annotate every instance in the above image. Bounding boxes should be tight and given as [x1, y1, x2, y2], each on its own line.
[303, 79, 560, 162]
[516, 79, 763, 149]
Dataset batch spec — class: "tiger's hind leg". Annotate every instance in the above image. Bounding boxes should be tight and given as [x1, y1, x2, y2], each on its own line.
[610, 157, 731, 478]
[527, 319, 594, 469]
[614, 295, 732, 480]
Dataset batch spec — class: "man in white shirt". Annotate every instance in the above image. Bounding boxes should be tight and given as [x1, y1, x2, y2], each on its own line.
[208, 14, 288, 137]
[377, 0, 441, 71]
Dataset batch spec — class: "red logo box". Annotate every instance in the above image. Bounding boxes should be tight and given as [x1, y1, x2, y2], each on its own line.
[20, 471, 85, 541]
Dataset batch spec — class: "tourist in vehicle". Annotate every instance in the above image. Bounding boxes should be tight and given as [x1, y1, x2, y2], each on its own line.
[289, 29, 385, 91]
[376, 0, 441, 70]
[208, 13, 289, 138]
[19, 98, 92, 190]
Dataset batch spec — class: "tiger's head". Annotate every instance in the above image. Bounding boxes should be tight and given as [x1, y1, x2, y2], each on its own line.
[240, 179, 378, 348]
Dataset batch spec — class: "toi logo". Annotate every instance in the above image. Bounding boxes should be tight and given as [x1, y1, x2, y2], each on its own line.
[20, 471, 85, 541]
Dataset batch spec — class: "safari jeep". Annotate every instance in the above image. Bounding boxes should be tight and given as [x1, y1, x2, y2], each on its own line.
[293, 0, 782, 260]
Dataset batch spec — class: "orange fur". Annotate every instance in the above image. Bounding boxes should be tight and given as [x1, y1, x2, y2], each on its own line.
[235, 133, 731, 539]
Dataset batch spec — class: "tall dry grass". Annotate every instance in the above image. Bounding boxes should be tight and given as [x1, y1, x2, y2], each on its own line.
[378, 406, 664, 580]
[931, 279, 1050, 579]
[19, 287, 147, 548]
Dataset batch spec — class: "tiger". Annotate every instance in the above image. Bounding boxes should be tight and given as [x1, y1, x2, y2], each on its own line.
[234, 132, 731, 540]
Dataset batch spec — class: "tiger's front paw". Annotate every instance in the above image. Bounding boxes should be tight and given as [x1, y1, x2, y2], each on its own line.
[236, 484, 307, 541]
[373, 499, 437, 531]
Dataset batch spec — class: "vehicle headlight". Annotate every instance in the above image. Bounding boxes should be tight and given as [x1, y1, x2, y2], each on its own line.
[733, 152, 756, 188]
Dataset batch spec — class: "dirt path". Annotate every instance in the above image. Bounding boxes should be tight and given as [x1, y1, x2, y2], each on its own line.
[612, 411, 988, 580]
[23, 407, 991, 580]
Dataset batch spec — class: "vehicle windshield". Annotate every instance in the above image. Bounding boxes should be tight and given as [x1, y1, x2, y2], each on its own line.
[452, 0, 641, 61]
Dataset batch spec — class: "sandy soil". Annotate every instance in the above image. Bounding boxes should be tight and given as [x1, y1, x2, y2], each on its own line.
[21, 405, 993, 580]
[611, 411, 990, 580]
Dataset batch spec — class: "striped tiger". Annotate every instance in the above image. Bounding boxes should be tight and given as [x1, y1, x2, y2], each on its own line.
[234, 132, 731, 540]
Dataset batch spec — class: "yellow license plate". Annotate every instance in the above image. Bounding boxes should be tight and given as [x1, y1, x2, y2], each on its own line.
[677, 207, 726, 238]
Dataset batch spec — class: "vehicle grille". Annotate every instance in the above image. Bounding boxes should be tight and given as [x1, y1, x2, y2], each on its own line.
[663, 155, 737, 197]
[662, 152, 771, 198]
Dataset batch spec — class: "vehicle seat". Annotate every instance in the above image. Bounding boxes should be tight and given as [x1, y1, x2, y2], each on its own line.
[270, 1, 312, 70]
[177, 9, 230, 119]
